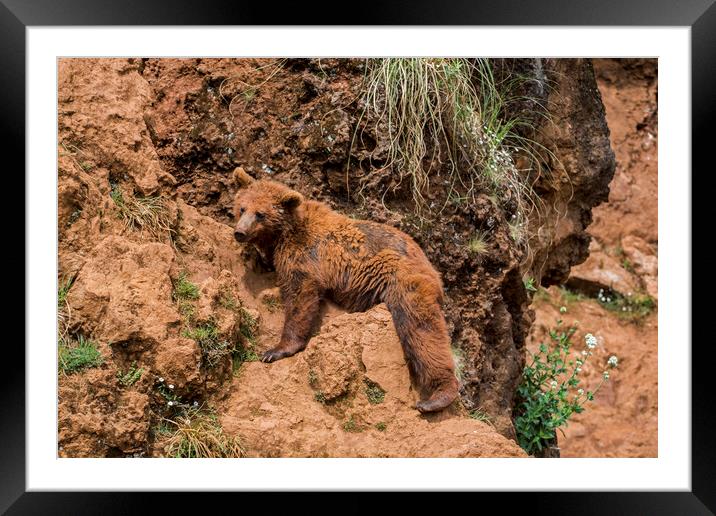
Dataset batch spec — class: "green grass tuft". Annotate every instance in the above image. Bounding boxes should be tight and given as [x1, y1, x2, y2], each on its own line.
[59, 335, 103, 374]
[219, 291, 239, 311]
[58, 275, 76, 342]
[183, 322, 232, 368]
[173, 272, 200, 302]
[58, 276, 74, 309]
[261, 295, 282, 313]
[352, 58, 549, 231]
[597, 289, 656, 321]
[239, 307, 259, 346]
[468, 408, 493, 425]
[375, 422, 387, 432]
[558, 286, 586, 305]
[451, 346, 466, 383]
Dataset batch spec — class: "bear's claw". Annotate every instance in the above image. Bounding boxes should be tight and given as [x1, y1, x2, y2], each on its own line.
[261, 349, 286, 363]
[415, 389, 458, 413]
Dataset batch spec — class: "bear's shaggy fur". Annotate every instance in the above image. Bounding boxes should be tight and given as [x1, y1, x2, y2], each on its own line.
[231, 167, 459, 413]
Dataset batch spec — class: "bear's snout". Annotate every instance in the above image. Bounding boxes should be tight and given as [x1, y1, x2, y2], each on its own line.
[234, 229, 247, 242]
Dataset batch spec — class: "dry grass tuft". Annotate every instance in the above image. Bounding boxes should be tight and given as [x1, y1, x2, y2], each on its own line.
[162, 408, 244, 458]
[110, 184, 175, 242]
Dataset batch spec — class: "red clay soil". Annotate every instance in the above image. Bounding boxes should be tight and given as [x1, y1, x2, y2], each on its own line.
[528, 59, 658, 458]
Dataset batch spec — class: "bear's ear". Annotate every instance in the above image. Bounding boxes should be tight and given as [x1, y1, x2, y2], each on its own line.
[232, 167, 255, 189]
[278, 190, 303, 211]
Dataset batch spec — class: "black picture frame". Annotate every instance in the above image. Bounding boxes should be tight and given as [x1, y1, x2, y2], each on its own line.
[6, 0, 710, 512]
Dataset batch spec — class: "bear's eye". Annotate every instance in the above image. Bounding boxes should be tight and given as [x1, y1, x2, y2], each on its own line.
[239, 207, 245, 215]
[255, 212, 265, 221]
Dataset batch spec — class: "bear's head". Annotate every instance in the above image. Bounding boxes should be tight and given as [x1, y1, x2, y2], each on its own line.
[231, 167, 304, 244]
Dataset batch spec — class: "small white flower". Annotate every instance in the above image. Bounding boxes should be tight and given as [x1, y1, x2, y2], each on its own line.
[167, 401, 174, 407]
[158, 377, 164, 383]
[585, 334, 598, 349]
[168, 384, 175, 390]
[550, 380, 558, 389]
[559, 306, 567, 314]
[603, 371, 610, 380]
[575, 367, 582, 374]
[193, 401, 199, 407]
[608, 355, 619, 368]
[577, 388, 584, 395]
[582, 350, 588, 356]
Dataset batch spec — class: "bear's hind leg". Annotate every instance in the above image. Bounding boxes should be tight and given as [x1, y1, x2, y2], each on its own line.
[387, 292, 459, 413]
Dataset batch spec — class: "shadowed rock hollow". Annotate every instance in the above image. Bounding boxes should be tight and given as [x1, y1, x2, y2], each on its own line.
[57, 57, 614, 457]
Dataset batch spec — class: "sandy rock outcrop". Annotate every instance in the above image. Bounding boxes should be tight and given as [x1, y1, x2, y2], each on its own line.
[221, 305, 526, 457]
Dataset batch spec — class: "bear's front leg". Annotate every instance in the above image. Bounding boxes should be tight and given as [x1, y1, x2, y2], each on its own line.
[261, 276, 323, 363]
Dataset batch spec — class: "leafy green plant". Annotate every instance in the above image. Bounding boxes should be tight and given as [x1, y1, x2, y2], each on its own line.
[117, 362, 144, 387]
[375, 422, 387, 432]
[59, 335, 103, 374]
[364, 379, 386, 404]
[342, 415, 361, 433]
[231, 344, 259, 377]
[156, 376, 190, 410]
[523, 277, 538, 293]
[514, 320, 618, 456]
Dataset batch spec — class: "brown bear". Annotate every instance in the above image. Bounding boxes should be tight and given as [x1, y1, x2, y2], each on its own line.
[231, 167, 459, 413]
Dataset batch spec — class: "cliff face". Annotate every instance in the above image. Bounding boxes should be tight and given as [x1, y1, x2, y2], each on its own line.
[57, 57, 614, 457]
[528, 59, 658, 458]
